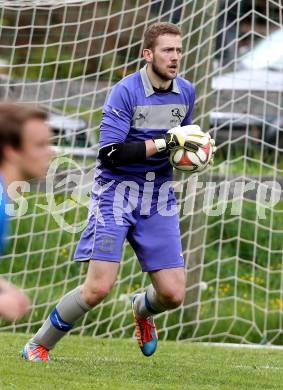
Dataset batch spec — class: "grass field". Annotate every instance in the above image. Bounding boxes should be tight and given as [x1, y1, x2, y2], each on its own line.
[1, 333, 283, 390]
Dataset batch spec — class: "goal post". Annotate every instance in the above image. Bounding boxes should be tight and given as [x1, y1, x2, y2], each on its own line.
[1, 0, 283, 347]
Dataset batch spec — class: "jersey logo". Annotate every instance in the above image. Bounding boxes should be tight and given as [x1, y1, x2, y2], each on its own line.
[112, 108, 121, 117]
[107, 146, 116, 157]
[171, 108, 184, 126]
[132, 108, 148, 128]
[136, 112, 146, 121]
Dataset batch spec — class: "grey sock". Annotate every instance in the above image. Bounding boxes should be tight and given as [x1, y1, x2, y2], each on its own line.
[31, 286, 92, 350]
[134, 284, 166, 319]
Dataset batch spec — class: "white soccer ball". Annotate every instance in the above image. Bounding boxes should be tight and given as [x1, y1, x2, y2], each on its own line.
[169, 141, 214, 172]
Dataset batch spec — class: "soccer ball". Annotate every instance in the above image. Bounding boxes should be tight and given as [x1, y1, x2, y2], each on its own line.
[169, 141, 214, 172]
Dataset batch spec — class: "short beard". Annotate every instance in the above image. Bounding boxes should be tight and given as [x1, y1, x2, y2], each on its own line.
[151, 61, 174, 82]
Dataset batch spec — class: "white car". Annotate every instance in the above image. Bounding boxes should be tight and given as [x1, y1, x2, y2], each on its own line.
[240, 28, 283, 71]
[213, 28, 283, 91]
[211, 29, 283, 147]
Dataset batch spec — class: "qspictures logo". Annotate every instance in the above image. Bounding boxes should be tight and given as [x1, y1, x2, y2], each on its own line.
[0, 156, 281, 233]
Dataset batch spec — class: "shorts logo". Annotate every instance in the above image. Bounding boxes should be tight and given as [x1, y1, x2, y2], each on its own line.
[99, 235, 116, 252]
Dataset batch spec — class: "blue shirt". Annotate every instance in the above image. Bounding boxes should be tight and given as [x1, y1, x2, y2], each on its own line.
[97, 65, 195, 186]
[0, 176, 8, 255]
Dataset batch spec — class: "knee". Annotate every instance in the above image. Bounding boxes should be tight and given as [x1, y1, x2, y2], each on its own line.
[82, 282, 113, 307]
[159, 288, 185, 309]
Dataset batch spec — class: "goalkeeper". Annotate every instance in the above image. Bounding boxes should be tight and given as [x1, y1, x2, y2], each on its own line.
[23, 22, 214, 361]
[0, 103, 52, 321]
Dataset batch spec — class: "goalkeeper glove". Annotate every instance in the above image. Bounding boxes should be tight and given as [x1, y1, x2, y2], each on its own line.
[153, 125, 216, 164]
[153, 125, 210, 152]
[152, 125, 200, 152]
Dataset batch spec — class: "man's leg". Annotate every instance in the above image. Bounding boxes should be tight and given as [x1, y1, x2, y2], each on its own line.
[129, 201, 185, 356]
[134, 267, 185, 317]
[23, 260, 119, 361]
[132, 267, 185, 357]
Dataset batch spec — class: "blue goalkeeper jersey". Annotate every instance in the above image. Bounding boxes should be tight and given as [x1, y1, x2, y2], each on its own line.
[0, 175, 8, 255]
[97, 64, 195, 186]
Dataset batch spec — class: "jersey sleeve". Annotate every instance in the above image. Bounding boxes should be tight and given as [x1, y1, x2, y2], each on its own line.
[99, 83, 134, 147]
[0, 183, 7, 255]
[181, 84, 196, 126]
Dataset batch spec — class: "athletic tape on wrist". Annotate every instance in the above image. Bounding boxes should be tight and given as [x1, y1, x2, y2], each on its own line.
[153, 138, 167, 152]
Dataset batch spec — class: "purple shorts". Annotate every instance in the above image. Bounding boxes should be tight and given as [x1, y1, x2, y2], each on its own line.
[74, 178, 184, 272]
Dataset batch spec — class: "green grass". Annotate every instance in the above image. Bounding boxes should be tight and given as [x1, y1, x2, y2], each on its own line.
[1, 333, 283, 390]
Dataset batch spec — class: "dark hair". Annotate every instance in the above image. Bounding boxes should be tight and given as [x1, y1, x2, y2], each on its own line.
[0, 102, 48, 164]
[143, 22, 182, 50]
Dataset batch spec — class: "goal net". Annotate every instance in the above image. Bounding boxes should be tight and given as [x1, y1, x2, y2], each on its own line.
[1, 0, 283, 346]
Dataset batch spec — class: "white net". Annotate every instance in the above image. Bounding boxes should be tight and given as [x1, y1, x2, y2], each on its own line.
[1, 0, 283, 345]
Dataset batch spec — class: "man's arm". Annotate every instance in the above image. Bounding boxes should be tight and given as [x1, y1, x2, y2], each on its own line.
[181, 84, 195, 126]
[0, 278, 30, 321]
[98, 140, 156, 167]
[98, 128, 199, 168]
[98, 81, 198, 168]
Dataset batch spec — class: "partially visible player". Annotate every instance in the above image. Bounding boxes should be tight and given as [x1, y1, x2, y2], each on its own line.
[0, 103, 53, 321]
